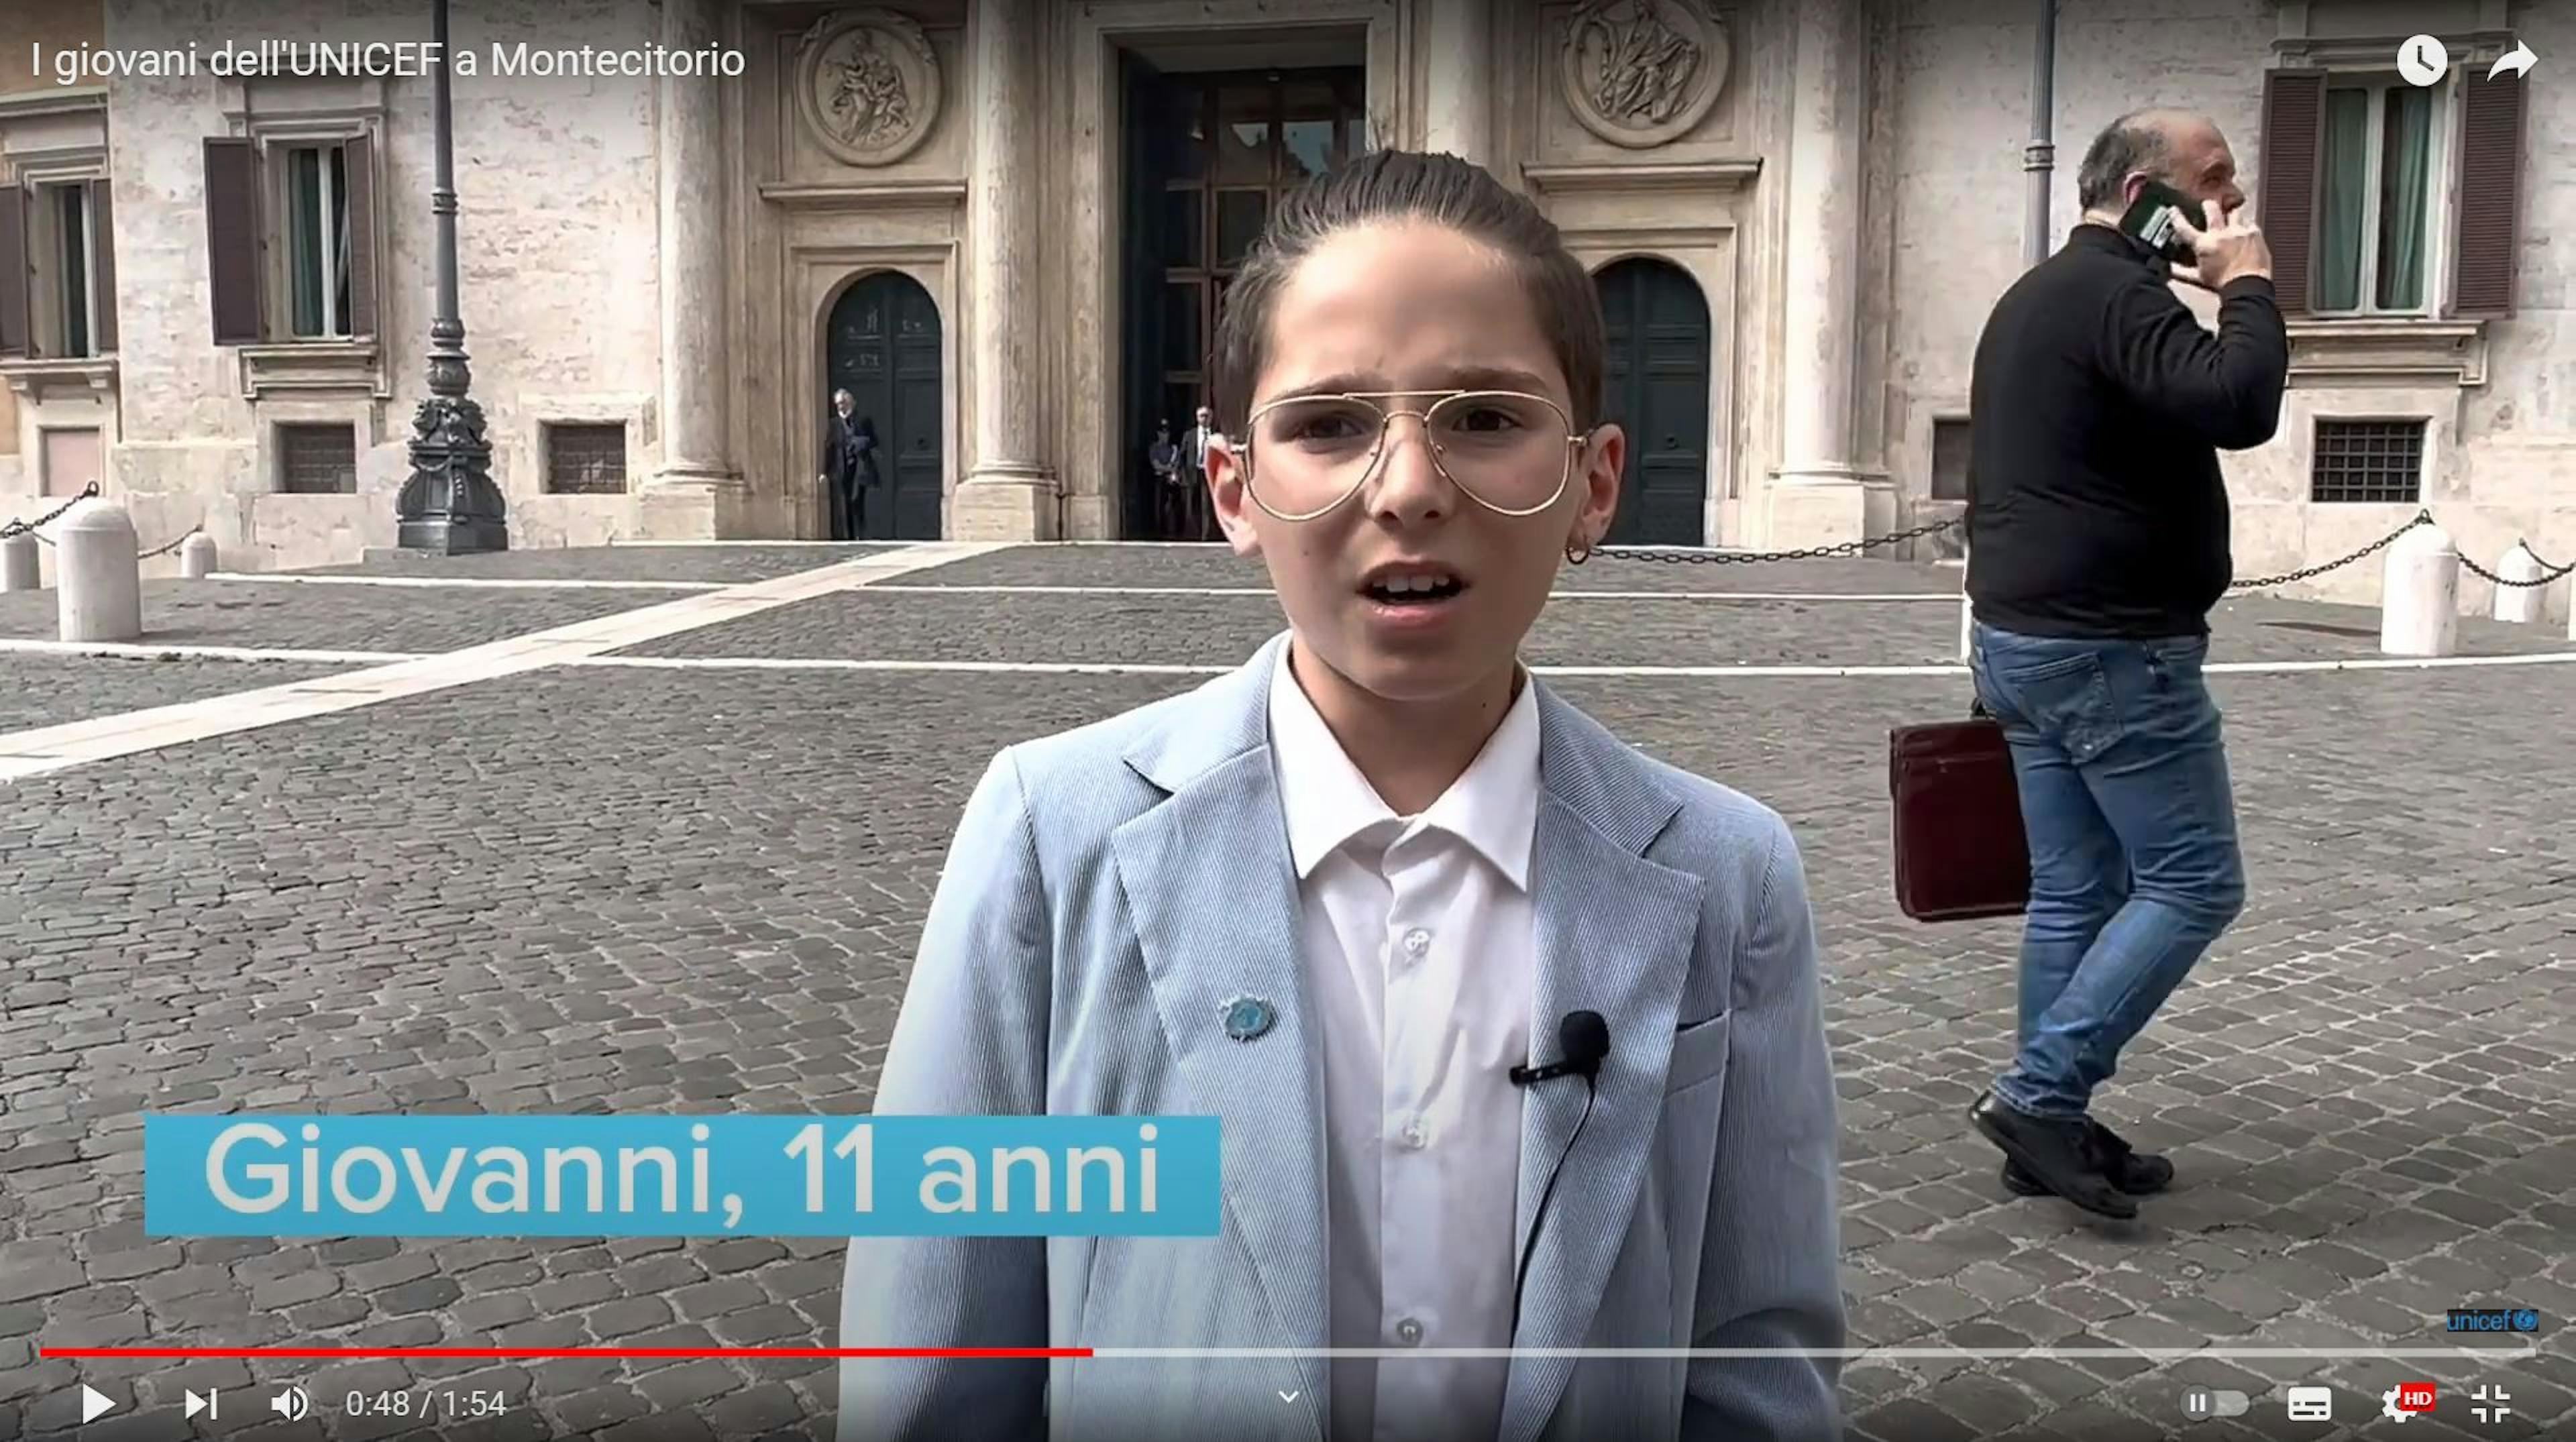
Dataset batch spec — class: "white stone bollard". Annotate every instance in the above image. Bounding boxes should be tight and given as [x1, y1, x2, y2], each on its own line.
[1, 531, 37, 591]
[2491, 542, 2547, 624]
[1957, 545, 1975, 663]
[56, 498, 144, 643]
[2380, 523, 2459, 658]
[178, 532, 219, 579]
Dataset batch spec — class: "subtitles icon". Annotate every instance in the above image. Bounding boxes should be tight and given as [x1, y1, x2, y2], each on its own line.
[2382, 1382, 2437, 1422]
[2286, 1386, 2332, 1421]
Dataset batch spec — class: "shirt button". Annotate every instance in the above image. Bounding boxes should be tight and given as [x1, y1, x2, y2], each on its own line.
[1401, 928, 1432, 958]
[1394, 1317, 1424, 1345]
[1398, 1118, 1428, 1150]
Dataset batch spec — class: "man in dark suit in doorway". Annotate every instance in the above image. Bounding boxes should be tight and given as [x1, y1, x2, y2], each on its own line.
[823, 388, 870, 539]
[1180, 404, 1216, 539]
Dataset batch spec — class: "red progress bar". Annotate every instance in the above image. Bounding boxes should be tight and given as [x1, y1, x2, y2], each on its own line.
[42, 1347, 1091, 1360]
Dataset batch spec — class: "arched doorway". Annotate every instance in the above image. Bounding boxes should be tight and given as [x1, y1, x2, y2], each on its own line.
[824, 272, 944, 539]
[1593, 258, 1711, 546]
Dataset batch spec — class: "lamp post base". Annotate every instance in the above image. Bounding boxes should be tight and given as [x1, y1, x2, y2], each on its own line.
[395, 394, 508, 555]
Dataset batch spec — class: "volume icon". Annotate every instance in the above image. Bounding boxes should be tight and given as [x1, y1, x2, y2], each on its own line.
[270, 1386, 311, 1421]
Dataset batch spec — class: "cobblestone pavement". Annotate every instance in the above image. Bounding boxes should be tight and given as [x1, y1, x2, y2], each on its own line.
[0, 584, 651, 655]
[2, 543, 2570, 1442]
[304, 545, 908, 584]
[0, 656, 357, 734]
[621, 586, 2564, 669]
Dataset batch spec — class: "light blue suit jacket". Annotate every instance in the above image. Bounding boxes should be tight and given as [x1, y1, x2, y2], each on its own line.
[839, 634, 1844, 1441]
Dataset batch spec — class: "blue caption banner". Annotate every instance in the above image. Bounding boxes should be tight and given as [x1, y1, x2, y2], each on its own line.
[144, 1115, 1221, 1238]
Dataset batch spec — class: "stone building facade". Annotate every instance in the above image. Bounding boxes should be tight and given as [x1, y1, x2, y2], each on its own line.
[0, 0, 2566, 618]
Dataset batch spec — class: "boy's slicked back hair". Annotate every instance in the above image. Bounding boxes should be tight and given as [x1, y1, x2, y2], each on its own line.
[1207, 150, 1607, 435]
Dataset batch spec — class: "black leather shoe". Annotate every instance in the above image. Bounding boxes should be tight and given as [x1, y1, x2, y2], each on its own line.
[2003, 1120, 2174, 1197]
[1969, 1091, 2138, 1220]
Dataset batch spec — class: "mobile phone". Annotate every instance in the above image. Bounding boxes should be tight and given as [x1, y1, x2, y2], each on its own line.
[2118, 180, 2202, 264]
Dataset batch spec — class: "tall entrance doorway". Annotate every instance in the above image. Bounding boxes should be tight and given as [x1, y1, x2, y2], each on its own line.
[1120, 60, 1367, 539]
[824, 272, 944, 540]
[1594, 258, 1711, 546]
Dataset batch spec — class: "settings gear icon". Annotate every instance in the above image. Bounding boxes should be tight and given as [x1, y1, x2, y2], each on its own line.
[2382, 1386, 2412, 1423]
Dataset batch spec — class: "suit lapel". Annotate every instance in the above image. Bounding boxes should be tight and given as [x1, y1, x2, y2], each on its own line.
[1499, 691, 1707, 1442]
[1107, 636, 1330, 1422]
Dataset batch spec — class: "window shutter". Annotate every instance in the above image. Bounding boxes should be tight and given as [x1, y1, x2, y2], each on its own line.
[341, 131, 376, 337]
[89, 178, 118, 353]
[2452, 72, 2524, 317]
[0, 185, 29, 359]
[204, 137, 264, 345]
[2258, 69, 2328, 317]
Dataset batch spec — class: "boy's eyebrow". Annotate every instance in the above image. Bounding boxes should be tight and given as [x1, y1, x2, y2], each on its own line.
[1268, 366, 1561, 402]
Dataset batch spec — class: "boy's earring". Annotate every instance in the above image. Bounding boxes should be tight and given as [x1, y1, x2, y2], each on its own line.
[1565, 537, 1593, 566]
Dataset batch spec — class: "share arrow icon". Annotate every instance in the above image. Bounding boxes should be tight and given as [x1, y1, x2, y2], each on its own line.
[2490, 41, 2538, 80]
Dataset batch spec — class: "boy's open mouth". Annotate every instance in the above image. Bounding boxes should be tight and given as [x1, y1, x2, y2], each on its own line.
[1360, 566, 1466, 606]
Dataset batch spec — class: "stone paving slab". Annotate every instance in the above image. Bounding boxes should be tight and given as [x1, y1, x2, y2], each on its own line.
[0, 655, 356, 734]
[3, 577, 2571, 1439]
[0, 581, 653, 655]
[297, 545, 908, 584]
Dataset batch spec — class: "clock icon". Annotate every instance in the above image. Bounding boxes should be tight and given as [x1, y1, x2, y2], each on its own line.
[2398, 34, 2451, 87]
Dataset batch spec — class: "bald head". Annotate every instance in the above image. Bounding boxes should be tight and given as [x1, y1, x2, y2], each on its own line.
[2077, 109, 2241, 217]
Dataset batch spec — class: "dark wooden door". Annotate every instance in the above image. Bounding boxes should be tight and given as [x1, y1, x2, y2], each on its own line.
[1120, 63, 1366, 539]
[1595, 258, 1711, 546]
[826, 272, 944, 539]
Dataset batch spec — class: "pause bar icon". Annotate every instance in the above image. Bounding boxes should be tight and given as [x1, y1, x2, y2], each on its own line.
[2184, 1388, 2250, 1418]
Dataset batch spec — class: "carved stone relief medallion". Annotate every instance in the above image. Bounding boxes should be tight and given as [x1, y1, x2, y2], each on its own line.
[795, 10, 942, 167]
[1559, 0, 1729, 148]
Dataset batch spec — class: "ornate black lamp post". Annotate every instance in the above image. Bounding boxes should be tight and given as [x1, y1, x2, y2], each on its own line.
[396, 0, 508, 553]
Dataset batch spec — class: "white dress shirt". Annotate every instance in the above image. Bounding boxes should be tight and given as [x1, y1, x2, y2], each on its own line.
[1267, 643, 1540, 1442]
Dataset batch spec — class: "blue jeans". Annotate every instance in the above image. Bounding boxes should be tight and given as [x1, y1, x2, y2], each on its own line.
[1968, 623, 2247, 1119]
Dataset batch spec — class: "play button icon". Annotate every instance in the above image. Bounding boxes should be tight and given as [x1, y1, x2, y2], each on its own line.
[78, 1384, 117, 1423]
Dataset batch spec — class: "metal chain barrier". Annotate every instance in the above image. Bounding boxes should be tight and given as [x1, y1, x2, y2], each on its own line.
[2226, 511, 2432, 592]
[4, 483, 201, 559]
[1593, 516, 1964, 565]
[2460, 543, 2576, 590]
[138, 529, 203, 562]
[0, 481, 100, 539]
[1585, 507, 2483, 596]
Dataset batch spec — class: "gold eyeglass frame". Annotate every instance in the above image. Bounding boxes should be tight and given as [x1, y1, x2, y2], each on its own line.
[1236, 389, 1592, 522]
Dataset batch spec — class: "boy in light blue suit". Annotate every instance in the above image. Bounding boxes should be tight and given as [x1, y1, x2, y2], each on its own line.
[840, 150, 1843, 1442]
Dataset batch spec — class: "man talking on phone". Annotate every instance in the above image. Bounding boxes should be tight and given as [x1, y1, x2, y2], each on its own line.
[1961, 109, 2286, 1219]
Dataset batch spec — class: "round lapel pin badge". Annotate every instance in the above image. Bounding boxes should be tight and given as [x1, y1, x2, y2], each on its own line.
[1220, 996, 1276, 1042]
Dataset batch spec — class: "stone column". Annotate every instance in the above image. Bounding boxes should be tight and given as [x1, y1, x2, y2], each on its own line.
[953, 0, 1056, 541]
[1421, 0, 1495, 166]
[1764, 0, 1892, 549]
[642, 0, 739, 538]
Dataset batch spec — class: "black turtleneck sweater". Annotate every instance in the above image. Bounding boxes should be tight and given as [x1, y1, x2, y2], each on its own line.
[1966, 223, 2289, 639]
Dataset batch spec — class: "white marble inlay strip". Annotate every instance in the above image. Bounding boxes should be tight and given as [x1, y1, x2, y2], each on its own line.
[208, 572, 726, 592]
[0, 638, 423, 665]
[861, 584, 1960, 602]
[0, 541, 1004, 782]
[566, 651, 2576, 679]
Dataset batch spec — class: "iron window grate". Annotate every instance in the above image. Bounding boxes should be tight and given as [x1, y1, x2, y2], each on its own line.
[545, 423, 627, 496]
[278, 423, 357, 495]
[2311, 419, 2424, 504]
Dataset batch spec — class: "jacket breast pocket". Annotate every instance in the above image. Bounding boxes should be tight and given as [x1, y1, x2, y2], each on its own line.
[1664, 1011, 1733, 1095]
